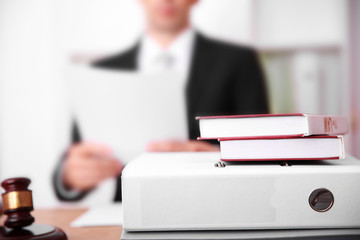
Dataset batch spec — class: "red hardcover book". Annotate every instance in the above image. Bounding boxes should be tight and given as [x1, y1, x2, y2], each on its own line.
[219, 136, 345, 161]
[196, 113, 348, 139]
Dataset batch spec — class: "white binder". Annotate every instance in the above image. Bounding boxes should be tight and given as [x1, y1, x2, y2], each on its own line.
[122, 152, 360, 231]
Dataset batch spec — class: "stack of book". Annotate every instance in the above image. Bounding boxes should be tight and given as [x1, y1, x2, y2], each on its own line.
[197, 113, 348, 161]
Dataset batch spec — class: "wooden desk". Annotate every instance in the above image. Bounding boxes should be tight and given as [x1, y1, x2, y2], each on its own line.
[3, 209, 360, 240]
[2, 208, 122, 240]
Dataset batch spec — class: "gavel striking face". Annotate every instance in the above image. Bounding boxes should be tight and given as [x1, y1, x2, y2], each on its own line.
[1, 178, 35, 228]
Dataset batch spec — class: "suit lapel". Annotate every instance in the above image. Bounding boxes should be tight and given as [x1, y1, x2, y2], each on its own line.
[93, 43, 140, 70]
[186, 33, 215, 138]
[186, 33, 214, 99]
[121, 44, 139, 70]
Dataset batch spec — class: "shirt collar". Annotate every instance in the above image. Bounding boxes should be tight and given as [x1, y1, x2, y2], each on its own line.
[138, 28, 195, 73]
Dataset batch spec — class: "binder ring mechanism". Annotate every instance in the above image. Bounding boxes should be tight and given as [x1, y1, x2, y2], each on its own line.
[214, 161, 226, 168]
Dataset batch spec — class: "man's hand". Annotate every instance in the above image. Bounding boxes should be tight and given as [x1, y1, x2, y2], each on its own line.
[62, 142, 123, 191]
[146, 140, 219, 152]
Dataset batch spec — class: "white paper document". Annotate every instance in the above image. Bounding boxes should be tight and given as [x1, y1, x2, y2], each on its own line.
[71, 203, 123, 227]
[67, 66, 188, 164]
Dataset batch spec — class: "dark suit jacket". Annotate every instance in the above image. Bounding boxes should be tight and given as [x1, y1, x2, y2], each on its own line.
[54, 32, 269, 202]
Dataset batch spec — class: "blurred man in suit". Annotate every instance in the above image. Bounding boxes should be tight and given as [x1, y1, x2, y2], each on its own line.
[54, 0, 269, 202]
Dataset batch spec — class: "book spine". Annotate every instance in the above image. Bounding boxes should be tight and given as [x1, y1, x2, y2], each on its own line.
[307, 115, 349, 135]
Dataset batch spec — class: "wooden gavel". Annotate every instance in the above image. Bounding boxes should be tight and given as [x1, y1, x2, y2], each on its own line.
[0, 177, 67, 240]
[1, 178, 34, 228]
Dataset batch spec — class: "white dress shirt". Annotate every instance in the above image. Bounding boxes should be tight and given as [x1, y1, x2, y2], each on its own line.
[137, 28, 196, 75]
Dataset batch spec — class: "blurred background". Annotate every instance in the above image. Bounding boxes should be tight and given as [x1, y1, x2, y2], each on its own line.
[0, 0, 359, 207]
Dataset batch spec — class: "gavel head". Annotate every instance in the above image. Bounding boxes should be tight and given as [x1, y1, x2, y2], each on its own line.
[1, 178, 35, 228]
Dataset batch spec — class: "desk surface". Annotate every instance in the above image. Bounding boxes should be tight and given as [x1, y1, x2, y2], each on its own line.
[32, 208, 122, 240]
